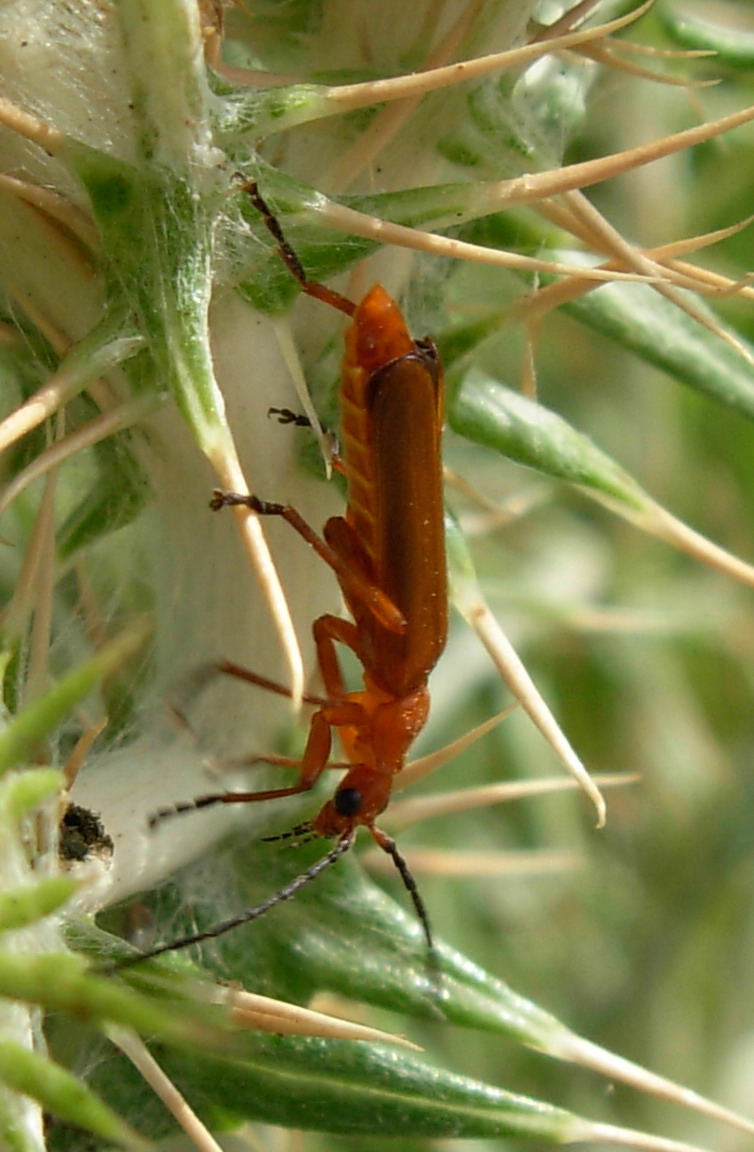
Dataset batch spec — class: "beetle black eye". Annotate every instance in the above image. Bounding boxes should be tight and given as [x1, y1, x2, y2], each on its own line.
[334, 788, 362, 817]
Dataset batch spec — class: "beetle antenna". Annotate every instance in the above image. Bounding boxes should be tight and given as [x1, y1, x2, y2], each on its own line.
[104, 832, 355, 974]
[261, 822, 315, 844]
[371, 827, 435, 960]
[148, 793, 228, 828]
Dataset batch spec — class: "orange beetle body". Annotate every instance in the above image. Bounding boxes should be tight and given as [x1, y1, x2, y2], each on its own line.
[309, 283, 447, 841]
[127, 184, 448, 966]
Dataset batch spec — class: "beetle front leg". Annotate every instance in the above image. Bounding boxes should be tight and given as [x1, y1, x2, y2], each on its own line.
[148, 710, 335, 829]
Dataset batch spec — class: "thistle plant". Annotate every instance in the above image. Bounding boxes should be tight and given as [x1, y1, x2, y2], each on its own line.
[3, 1, 754, 1149]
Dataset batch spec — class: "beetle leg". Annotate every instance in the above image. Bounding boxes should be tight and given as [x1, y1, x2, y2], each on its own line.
[312, 613, 359, 700]
[149, 709, 335, 830]
[211, 491, 405, 635]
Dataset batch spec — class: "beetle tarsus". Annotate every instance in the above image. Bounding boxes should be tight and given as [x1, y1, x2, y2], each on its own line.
[209, 489, 286, 517]
[268, 407, 311, 427]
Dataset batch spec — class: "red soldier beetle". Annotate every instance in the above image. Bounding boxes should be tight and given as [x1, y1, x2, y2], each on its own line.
[117, 181, 447, 970]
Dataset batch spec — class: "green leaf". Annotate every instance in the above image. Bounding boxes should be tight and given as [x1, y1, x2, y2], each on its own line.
[167, 1032, 576, 1141]
[0, 1043, 147, 1151]
[102, 837, 561, 1044]
[658, 6, 754, 69]
[67, 145, 223, 445]
[450, 368, 648, 511]
[0, 622, 150, 775]
[0, 769, 62, 824]
[0, 878, 77, 935]
[80, 840, 575, 1140]
[562, 279, 754, 423]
